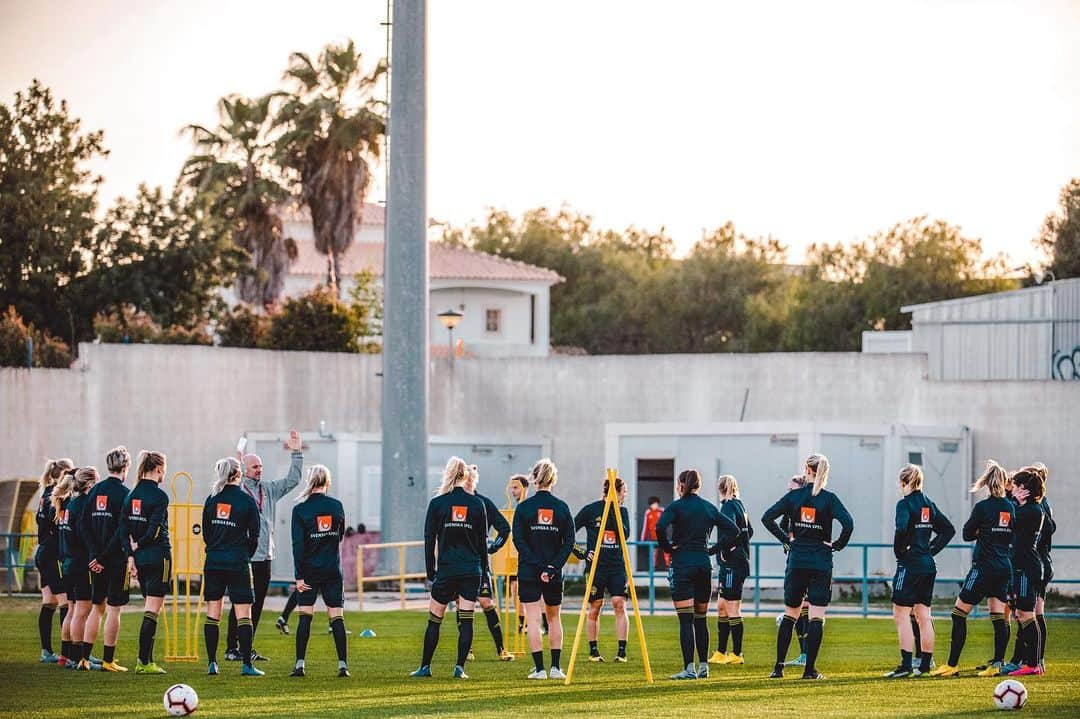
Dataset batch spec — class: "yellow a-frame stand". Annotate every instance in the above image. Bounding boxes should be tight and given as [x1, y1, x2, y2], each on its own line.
[564, 468, 653, 684]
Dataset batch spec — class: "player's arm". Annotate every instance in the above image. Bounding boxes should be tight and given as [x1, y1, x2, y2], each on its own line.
[101, 490, 131, 559]
[201, 501, 213, 548]
[486, 497, 510, 553]
[760, 496, 791, 547]
[291, 505, 305, 580]
[892, 500, 910, 559]
[929, 503, 956, 555]
[140, 492, 170, 549]
[830, 494, 854, 551]
[654, 505, 676, 553]
[245, 500, 260, 558]
[961, 504, 981, 542]
[715, 505, 741, 550]
[553, 505, 576, 569]
[424, 501, 438, 580]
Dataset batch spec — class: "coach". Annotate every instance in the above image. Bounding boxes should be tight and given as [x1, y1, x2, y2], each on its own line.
[225, 430, 304, 663]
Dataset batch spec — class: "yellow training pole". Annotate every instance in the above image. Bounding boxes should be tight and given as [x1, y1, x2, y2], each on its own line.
[611, 469, 653, 682]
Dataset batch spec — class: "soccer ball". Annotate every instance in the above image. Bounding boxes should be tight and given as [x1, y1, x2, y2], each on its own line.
[163, 684, 199, 716]
[993, 679, 1027, 710]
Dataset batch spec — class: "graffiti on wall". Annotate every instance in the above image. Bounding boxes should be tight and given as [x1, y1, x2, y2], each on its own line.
[1052, 347, 1080, 380]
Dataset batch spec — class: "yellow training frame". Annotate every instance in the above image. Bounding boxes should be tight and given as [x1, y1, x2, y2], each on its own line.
[162, 471, 205, 662]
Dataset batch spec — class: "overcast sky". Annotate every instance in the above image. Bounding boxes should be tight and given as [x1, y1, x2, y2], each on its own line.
[2, 0, 1078, 264]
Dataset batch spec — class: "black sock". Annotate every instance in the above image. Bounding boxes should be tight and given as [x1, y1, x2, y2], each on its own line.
[919, 651, 933, 673]
[990, 612, 1009, 663]
[138, 611, 158, 664]
[456, 610, 474, 667]
[484, 606, 503, 653]
[776, 614, 795, 666]
[550, 647, 561, 670]
[58, 605, 68, 631]
[716, 617, 730, 653]
[948, 607, 968, 667]
[1036, 614, 1047, 662]
[532, 650, 544, 672]
[238, 618, 254, 667]
[330, 616, 347, 664]
[618, 639, 627, 657]
[84, 641, 93, 661]
[103, 644, 115, 663]
[282, 591, 298, 623]
[796, 609, 809, 654]
[39, 604, 57, 653]
[204, 618, 220, 663]
[693, 613, 709, 665]
[677, 608, 695, 666]
[900, 649, 913, 670]
[421, 612, 442, 667]
[71, 641, 82, 661]
[1020, 618, 1039, 667]
[61, 639, 70, 659]
[805, 617, 823, 674]
[226, 607, 238, 653]
[296, 614, 312, 663]
[1010, 625, 1025, 665]
[910, 616, 922, 659]
[730, 616, 744, 655]
[589, 640, 599, 656]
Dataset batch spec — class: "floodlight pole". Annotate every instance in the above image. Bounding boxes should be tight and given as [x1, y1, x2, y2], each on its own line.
[381, 0, 428, 568]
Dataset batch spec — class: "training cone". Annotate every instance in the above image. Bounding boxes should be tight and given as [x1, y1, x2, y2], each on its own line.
[360, 629, 377, 638]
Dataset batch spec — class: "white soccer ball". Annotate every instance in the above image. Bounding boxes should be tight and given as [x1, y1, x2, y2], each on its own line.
[163, 683, 199, 716]
[993, 679, 1027, 710]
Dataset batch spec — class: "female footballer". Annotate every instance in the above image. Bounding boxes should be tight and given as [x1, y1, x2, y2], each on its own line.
[55, 467, 98, 670]
[507, 474, 529, 635]
[574, 475, 631, 663]
[1004, 467, 1047, 677]
[36, 458, 72, 663]
[761, 453, 854, 680]
[1033, 463, 1054, 671]
[928, 460, 1014, 677]
[884, 464, 955, 678]
[123, 451, 171, 674]
[710, 475, 753, 666]
[656, 469, 740, 680]
[464, 465, 514, 661]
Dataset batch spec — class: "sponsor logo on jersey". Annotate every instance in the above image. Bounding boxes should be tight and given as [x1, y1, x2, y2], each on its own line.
[999, 512, 1011, 527]
[59, 509, 68, 525]
[216, 503, 231, 520]
[538, 508, 554, 525]
[603, 530, 617, 545]
[131, 499, 142, 516]
[800, 507, 816, 523]
[317, 515, 333, 532]
[452, 506, 468, 522]
[96, 495, 108, 512]
[921, 507, 931, 523]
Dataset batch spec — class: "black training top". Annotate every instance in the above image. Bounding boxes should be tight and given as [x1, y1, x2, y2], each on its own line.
[82, 476, 130, 563]
[424, 487, 489, 580]
[202, 484, 260, 571]
[1012, 500, 1046, 579]
[761, 485, 854, 572]
[291, 492, 346, 581]
[893, 490, 955, 574]
[512, 489, 575, 574]
[574, 500, 631, 572]
[36, 485, 59, 558]
[655, 493, 740, 572]
[122, 479, 171, 565]
[1038, 497, 1055, 573]
[962, 496, 1015, 574]
[57, 495, 89, 563]
[477, 492, 511, 556]
[719, 497, 754, 573]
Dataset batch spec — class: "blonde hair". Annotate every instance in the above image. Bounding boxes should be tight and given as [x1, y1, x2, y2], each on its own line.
[136, 450, 167, 480]
[212, 457, 242, 496]
[1030, 462, 1048, 484]
[436, 456, 469, 496]
[806, 453, 830, 496]
[298, 464, 331, 501]
[717, 474, 740, 499]
[531, 458, 558, 490]
[971, 459, 1007, 497]
[899, 464, 924, 492]
[40, 458, 74, 490]
[106, 446, 131, 474]
[52, 466, 98, 519]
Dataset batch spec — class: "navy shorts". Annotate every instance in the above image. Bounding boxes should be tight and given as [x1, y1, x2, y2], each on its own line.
[518, 568, 564, 606]
[718, 565, 748, 601]
[669, 565, 712, 603]
[203, 566, 254, 604]
[298, 577, 344, 609]
[136, 557, 172, 598]
[432, 574, 481, 605]
[785, 567, 831, 607]
[35, 550, 64, 595]
[587, 565, 628, 602]
[1012, 568, 1039, 612]
[958, 566, 1010, 605]
[892, 567, 935, 607]
[61, 558, 92, 602]
[90, 558, 130, 606]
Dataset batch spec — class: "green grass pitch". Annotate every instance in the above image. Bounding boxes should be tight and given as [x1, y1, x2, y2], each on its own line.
[1, 600, 1078, 718]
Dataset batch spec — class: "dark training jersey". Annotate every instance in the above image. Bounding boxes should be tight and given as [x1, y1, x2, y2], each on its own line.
[82, 476, 130, 563]
[762, 485, 854, 572]
[1038, 497, 1055, 573]
[512, 490, 575, 573]
[57, 495, 90, 563]
[719, 497, 754, 573]
[291, 493, 346, 581]
[574, 500, 631, 571]
[962, 496, 1015, 574]
[477, 492, 511, 555]
[202, 485, 260, 571]
[122, 479, 171, 565]
[425, 487, 489, 580]
[36, 485, 60, 558]
[655, 493, 740, 571]
[893, 490, 955, 574]
[1011, 501, 1045, 579]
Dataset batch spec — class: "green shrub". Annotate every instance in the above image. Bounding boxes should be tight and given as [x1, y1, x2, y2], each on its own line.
[0, 306, 73, 368]
[264, 288, 361, 352]
[217, 305, 272, 348]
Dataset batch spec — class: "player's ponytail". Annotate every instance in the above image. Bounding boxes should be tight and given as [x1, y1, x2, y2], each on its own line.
[806, 453, 829, 496]
[212, 457, 242, 497]
[136, 450, 167, 482]
[51, 468, 77, 520]
[970, 459, 1007, 497]
[532, 458, 558, 490]
[298, 464, 331, 502]
[436, 456, 468, 496]
[898, 464, 923, 492]
[677, 469, 701, 497]
[40, 458, 74, 491]
[717, 474, 739, 499]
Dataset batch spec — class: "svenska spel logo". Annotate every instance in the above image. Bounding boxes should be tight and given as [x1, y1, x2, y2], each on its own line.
[96, 495, 108, 511]
[999, 511, 1011, 527]
[317, 515, 332, 532]
[920, 507, 931, 523]
[800, 507, 816, 523]
[452, 506, 468, 522]
[603, 530, 617, 545]
[131, 499, 142, 516]
[538, 508, 554, 525]
[216, 503, 231, 520]
[59, 509, 68, 525]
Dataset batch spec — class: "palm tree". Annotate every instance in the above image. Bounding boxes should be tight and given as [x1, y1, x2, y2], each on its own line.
[274, 40, 387, 295]
[180, 94, 293, 307]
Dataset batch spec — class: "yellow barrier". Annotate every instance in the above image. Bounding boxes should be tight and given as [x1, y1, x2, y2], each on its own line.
[356, 540, 425, 611]
[163, 472, 205, 662]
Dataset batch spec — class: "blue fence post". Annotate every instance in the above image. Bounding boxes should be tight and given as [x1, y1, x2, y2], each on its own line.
[648, 541, 655, 615]
[754, 544, 761, 618]
[861, 545, 869, 618]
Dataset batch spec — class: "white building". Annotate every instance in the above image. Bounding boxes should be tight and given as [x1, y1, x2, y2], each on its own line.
[270, 204, 562, 358]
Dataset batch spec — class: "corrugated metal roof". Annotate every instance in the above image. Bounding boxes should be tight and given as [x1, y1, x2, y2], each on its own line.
[901, 278, 1080, 318]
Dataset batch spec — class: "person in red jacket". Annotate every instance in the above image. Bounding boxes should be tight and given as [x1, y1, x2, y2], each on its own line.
[641, 497, 669, 570]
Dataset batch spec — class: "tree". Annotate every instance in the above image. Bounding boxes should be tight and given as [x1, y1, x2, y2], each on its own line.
[0, 80, 106, 346]
[181, 94, 293, 306]
[0, 306, 72, 368]
[263, 288, 364, 352]
[274, 40, 386, 294]
[1037, 178, 1080, 280]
